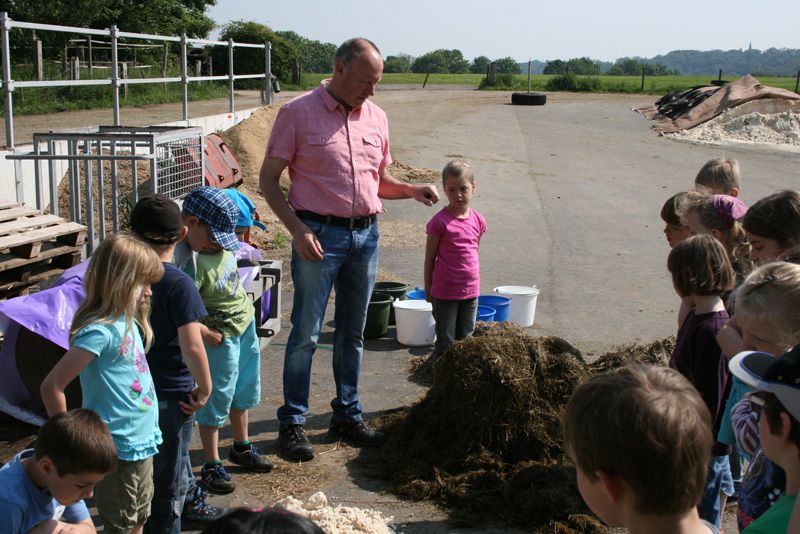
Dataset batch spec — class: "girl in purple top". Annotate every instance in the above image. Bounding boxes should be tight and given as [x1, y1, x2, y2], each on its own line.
[424, 160, 487, 360]
[667, 234, 736, 528]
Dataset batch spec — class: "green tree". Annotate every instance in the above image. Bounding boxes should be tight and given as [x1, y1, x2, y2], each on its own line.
[565, 57, 601, 75]
[276, 30, 336, 73]
[383, 54, 413, 73]
[470, 55, 490, 74]
[494, 56, 521, 74]
[606, 57, 678, 75]
[212, 20, 298, 82]
[0, 0, 215, 36]
[543, 59, 566, 74]
[411, 49, 469, 73]
[0, 0, 216, 67]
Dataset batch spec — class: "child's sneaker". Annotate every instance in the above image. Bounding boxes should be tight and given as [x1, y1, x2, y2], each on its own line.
[228, 444, 273, 472]
[182, 487, 227, 523]
[200, 463, 235, 494]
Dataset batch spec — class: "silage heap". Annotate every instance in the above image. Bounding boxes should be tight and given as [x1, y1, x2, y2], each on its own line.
[364, 326, 675, 532]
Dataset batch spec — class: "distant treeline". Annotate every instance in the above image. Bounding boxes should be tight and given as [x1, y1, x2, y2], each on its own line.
[527, 48, 800, 77]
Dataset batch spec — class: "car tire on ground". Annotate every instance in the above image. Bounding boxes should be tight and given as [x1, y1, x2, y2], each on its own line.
[511, 92, 547, 106]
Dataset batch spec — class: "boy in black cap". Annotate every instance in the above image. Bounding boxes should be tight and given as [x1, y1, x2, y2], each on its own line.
[730, 347, 800, 533]
[129, 193, 225, 532]
[176, 187, 271, 495]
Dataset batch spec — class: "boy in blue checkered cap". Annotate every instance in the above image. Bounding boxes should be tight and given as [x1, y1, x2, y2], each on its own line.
[177, 186, 271, 495]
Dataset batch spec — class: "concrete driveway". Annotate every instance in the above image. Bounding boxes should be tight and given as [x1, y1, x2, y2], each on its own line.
[6, 88, 795, 532]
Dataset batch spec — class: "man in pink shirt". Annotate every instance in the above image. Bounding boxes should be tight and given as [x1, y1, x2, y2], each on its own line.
[260, 38, 439, 462]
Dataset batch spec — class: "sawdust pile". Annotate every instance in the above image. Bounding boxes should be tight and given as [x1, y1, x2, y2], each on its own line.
[665, 97, 800, 149]
[218, 106, 282, 184]
[275, 492, 395, 534]
[363, 330, 676, 531]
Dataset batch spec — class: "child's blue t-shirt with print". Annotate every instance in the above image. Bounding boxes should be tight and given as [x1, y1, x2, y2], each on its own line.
[0, 449, 90, 534]
[73, 317, 162, 460]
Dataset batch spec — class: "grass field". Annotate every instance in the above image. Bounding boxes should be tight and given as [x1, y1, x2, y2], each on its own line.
[293, 72, 800, 95]
[5, 70, 798, 116]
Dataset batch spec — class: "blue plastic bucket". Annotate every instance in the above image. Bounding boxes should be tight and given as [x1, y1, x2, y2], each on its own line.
[406, 289, 426, 300]
[478, 294, 511, 321]
[476, 305, 496, 322]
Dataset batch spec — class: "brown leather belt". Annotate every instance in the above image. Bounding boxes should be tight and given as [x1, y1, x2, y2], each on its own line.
[296, 210, 376, 230]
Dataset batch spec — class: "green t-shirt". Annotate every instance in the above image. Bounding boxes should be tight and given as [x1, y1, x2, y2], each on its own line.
[193, 249, 253, 337]
[743, 493, 797, 533]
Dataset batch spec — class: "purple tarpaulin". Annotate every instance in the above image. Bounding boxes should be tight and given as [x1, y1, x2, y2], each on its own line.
[0, 242, 266, 424]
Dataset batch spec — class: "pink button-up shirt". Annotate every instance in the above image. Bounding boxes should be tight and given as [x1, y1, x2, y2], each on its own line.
[266, 81, 392, 218]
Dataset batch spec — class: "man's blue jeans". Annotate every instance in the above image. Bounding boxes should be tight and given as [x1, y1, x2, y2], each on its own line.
[145, 399, 197, 534]
[277, 219, 379, 426]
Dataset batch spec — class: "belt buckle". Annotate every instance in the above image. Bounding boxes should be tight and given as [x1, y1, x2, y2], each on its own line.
[349, 217, 356, 230]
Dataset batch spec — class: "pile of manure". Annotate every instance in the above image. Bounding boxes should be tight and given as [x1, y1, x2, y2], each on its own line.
[364, 330, 675, 531]
[586, 337, 674, 375]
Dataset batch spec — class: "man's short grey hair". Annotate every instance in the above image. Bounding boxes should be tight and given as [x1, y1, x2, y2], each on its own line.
[334, 38, 382, 66]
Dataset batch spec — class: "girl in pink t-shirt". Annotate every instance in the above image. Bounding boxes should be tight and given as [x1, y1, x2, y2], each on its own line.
[424, 160, 487, 360]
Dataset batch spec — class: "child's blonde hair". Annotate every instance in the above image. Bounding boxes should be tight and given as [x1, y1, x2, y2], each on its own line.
[71, 234, 164, 351]
[677, 191, 752, 274]
[734, 262, 800, 350]
[695, 158, 741, 195]
[442, 160, 474, 186]
[668, 235, 736, 298]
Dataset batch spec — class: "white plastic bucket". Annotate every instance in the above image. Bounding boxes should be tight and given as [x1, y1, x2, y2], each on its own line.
[393, 299, 436, 346]
[493, 286, 540, 327]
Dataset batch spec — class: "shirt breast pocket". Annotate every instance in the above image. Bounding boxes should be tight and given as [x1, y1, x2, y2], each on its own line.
[306, 135, 340, 160]
[362, 135, 384, 167]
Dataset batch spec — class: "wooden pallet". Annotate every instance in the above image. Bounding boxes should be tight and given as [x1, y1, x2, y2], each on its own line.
[0, 202, 86, 298]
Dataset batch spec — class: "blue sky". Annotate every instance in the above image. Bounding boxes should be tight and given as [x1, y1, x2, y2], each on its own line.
[207, 0, 799, 62]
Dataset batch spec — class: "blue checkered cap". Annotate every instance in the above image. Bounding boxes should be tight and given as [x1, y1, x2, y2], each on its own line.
[182, 186, 240, 251]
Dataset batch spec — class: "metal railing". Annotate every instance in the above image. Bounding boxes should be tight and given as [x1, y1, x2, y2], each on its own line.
[0, 12, 274, 148]
[5, 125, 205, 253]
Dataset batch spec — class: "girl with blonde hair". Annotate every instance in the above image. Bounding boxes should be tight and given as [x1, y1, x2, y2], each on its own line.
[42, 233, 165, 534]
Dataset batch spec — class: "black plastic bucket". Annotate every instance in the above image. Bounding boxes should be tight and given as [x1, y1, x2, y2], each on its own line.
[373, 281, 408, 325]
[364, 291, 393, 339]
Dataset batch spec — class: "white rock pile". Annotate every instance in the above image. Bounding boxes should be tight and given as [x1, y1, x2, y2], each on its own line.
[667, 109, 800, 148]
[274, 492, 396, 534]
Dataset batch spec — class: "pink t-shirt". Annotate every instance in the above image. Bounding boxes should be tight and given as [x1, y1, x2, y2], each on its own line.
[266, 81, 392, 218]
[427, 208, 487, 300]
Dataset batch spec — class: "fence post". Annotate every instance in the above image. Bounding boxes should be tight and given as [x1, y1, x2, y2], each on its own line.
[87, 34, 93, 76]
[195, 59, 202, 78]
[795, 70, 799, 94]
[527, 60, 532, 92]
[110, 24, 120, 126]
[1, 11, 14, 149]
[718, 69, 723, 81]
[33, 37, 43, 80]
[180, 33, 188, 121]
[266, 42, 272, 105]
[641, 66, 645, 92]
[292, 59, 300, 85]
[161, 42, 168, 89]
[487, 62, 496, 85]
[228, 38, 234, 113]
[70, 56, 80, 80]
[121, 62, 128, 99]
